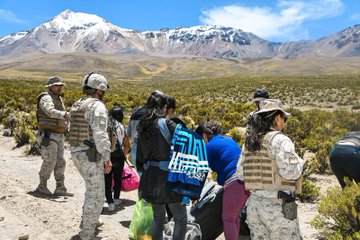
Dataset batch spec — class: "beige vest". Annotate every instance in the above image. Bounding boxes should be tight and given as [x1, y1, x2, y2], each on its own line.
[36, 91, 67, 133]
[68, 97, 98, 147]
[243, 131, 302, 193]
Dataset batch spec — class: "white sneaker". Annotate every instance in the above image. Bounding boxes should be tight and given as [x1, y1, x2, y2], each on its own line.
[108, 203, 115, 212]
[114, 199, 124, 205]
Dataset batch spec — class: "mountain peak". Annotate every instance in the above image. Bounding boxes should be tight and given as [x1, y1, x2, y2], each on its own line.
[46, 10, 106, 32]
[58, 9, 73, 19]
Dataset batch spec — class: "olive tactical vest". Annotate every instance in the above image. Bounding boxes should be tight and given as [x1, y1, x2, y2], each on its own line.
[243, 131, 302, 193]
[69, 97, 98, 147]
[36, 91, 67, 133]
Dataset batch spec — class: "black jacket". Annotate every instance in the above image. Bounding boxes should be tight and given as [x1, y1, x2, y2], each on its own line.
[136, 118, 182, 203]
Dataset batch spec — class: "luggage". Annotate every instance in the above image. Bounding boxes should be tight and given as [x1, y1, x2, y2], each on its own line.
[189, 183, 224, 240]
[164, 181, 250, 240]
[164, 181, 223, 240]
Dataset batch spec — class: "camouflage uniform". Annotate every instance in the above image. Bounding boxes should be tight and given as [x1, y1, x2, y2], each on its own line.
[70, 73, 111, 240]
[237, 132, 304, 240]
[36, 76, 71, 196]
[37, 93, 67, 182]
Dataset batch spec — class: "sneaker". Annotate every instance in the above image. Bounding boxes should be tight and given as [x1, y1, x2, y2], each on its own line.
[108, 203, 115, 212]
[113, 199, 124, 205]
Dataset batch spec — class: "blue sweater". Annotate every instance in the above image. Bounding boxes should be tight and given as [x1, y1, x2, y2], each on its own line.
[206, 135, 241, 186]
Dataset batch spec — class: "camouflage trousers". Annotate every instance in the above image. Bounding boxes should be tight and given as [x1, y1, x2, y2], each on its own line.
[71, 151, 105, 240]
[247, 193, 302, 240]
[39, 132, 65, 182]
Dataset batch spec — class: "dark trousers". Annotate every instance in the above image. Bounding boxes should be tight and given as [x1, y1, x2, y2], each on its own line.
[152, 202, 187, 240]
[330, 144, 360, 188]
[105, 151, 125, 204]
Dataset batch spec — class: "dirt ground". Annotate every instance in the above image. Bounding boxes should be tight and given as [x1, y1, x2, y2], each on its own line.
[0, 127, 339, 240]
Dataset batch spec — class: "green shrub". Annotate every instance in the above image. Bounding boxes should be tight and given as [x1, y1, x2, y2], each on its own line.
[13, 112, 37, 148]
[312, 180, 360, 239]
[298, 179, 320, 202]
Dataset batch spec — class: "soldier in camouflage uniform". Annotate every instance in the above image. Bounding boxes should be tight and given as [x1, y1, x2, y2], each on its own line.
[35, 76, 73, 196]
[69, 73, 112, 240]
[237, 99, 305, 240]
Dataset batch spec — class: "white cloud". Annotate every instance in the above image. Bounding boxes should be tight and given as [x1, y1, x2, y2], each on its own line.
[200, 0, 344, 41]
[350, 14, 360, 21]
[0, 9, 26, 24]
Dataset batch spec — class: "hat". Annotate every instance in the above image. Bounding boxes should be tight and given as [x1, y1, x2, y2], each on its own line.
[253, 88, 269, 102]
[255, 99, 290, 118]
[83, 73, 109, 91]
[45, 76, 65, 87]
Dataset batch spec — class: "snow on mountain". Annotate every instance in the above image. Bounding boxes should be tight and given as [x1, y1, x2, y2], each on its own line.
[0, 10, 359, 59]
[0, 10, 279, 58]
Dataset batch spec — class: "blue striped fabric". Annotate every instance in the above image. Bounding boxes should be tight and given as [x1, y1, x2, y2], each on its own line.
[167, 125, 210, 199]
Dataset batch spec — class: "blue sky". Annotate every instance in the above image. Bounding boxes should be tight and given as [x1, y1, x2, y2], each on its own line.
[0, 0, 359, 42]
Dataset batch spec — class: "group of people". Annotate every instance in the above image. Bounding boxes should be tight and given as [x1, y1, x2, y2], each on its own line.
[34, 73, 356, 240]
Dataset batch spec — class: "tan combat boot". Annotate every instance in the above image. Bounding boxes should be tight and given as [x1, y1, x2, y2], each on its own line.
[35, 179, 52, 195]
[54, 180, 74, 197]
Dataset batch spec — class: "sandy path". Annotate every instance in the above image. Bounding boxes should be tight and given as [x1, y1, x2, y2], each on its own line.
[0, 128, 338, 240]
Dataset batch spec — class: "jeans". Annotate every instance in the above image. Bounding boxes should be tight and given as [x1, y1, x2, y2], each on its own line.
[152, 202, 187, 240]
[330, 144, 360, 188]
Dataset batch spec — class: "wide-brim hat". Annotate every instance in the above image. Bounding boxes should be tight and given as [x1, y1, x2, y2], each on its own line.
[45, 76, 65, 87]
[255, 99, 291, 117]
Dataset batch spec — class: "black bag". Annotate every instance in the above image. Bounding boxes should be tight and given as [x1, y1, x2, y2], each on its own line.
[189, 184, 224, 240]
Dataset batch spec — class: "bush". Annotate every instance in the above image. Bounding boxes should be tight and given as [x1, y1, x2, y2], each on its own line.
[312, 180, 360, 239]
[298, 179, 320, 202]
[13, 112, 37, 148]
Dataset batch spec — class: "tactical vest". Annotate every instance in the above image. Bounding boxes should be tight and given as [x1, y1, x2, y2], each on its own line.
[243, 131, 302, 193]
[36, 91, 67, 133]
[68, 97, 98, 147]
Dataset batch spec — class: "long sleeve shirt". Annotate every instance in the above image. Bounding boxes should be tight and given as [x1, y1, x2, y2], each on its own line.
[237, 133, 304, 198]
[84, 100, 111, 161]
[39, 94, 67, 119]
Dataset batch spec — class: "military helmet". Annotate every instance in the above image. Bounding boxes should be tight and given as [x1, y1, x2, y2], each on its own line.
[45, 76, 65, 87]
[253, 88, 269, 102]
[83, 72, 109, 91]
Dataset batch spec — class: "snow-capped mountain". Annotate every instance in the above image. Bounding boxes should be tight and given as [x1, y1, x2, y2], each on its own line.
[0, 10, 359, 59]
[141, 25, 279, 58]
[0, 10, 280, 58]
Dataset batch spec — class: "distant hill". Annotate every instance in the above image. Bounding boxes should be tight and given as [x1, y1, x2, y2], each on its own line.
[1, 52, 360, 81]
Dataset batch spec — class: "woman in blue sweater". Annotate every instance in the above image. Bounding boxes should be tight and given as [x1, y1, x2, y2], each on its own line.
[196, 122, 250, 240]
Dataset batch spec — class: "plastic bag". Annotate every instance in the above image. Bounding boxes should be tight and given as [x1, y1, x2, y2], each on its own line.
[122, 166, 140, 191]
[129, 199, 153, 239]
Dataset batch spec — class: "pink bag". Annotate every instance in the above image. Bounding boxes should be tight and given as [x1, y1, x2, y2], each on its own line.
[121, 166, 140, 191]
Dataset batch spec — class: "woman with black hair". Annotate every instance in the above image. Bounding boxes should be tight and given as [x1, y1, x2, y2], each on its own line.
[104, 107, 130, 212]
[195, 122, 249, 240]
[237, 99, 304, 240]
[165, 96, 186, 128]
[137, 91, 187, 240]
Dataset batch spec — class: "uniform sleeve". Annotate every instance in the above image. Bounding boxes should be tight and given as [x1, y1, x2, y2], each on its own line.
[39, 95, 66, 119]
[85, 101, 111, 161]
[236, 144, 246, 181]
[269, 134, 304, 180]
